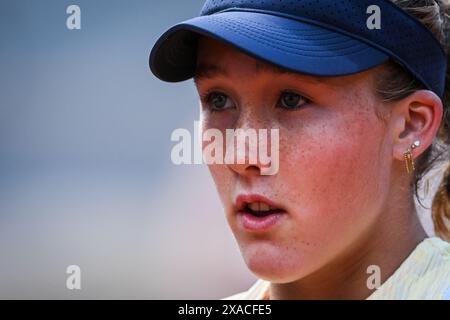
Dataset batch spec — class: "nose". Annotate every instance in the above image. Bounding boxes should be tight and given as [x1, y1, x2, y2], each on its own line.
[225, 111, 271, 177]
[227, 157, 262, 176]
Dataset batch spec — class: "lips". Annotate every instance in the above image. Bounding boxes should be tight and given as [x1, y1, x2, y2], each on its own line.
[235, 194, 287, 232]
[245, 201, 285, 217]
[236, 194, 285, 212]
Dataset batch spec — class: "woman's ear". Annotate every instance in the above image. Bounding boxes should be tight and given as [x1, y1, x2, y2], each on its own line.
[391, 90, 443, 162]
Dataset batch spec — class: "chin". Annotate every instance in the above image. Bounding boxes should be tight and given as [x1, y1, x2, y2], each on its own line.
[240, 241, 309, 283]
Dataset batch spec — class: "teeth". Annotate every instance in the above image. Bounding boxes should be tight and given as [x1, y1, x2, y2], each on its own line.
[248, 202, 273, 212]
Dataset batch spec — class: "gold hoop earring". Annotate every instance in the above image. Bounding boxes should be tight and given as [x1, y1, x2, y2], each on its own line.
[404, 140, 420, 174]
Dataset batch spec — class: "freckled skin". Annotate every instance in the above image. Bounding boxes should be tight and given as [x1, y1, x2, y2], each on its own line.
[195, 36, 431, 299]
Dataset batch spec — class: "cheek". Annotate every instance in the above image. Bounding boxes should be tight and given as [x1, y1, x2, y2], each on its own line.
[207, 164, 232, 206]
[200, 117, 234, 209]
[240, 112, 391, 281]
[280, 111, 389, 245]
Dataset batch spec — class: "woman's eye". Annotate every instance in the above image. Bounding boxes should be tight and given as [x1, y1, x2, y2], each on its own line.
[278, 91, 309, 110]
[203, 92, 234, 111]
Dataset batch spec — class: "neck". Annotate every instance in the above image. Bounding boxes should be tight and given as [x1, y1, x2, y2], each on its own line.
[269, 196, 427, 300]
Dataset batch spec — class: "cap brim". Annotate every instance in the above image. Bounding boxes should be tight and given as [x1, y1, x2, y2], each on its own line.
[149, 11, 389, 82]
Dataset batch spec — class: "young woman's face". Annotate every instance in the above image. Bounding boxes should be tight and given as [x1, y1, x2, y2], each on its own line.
[194, 36, 393, 283]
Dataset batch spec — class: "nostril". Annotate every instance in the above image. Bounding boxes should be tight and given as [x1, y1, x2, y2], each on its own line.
[245, 165, 261, 174]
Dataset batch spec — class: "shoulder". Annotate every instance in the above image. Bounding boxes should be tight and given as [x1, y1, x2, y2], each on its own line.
[368, 237, 450, 300]
[417, 237, 450, 299]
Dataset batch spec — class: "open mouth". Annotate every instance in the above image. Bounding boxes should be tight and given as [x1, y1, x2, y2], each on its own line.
[236, 196, 287, 232]
[244, 201, 285, 217]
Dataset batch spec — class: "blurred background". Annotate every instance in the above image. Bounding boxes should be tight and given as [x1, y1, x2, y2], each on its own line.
[0, 0, 444, 299]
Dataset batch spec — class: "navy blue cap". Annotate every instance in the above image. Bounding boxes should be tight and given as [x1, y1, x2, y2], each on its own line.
[149, 0, 447, 98]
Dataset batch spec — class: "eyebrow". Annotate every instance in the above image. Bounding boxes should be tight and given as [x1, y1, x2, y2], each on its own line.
[193, 61, 320, 85]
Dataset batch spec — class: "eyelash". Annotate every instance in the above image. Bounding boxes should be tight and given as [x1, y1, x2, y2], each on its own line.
[199, 90, 311, 111]
[199, 90, 228, 113]
[199, 90, 221, 106]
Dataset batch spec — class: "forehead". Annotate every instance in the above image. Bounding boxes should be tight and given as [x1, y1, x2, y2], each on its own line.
[193, 36, 384, 107]
[193, 36, 384, 89]
[195, 36, 321, 84]
[194, 61, 305, 83]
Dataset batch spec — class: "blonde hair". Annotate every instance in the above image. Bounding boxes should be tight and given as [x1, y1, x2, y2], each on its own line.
[376, 0, 450, 240]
